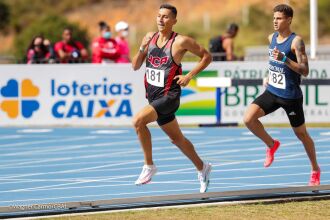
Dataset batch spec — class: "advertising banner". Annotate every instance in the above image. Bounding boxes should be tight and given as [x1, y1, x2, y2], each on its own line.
[0, 62, 329, 126]
[178, 61, 329, 124]
[0, 64, 146, 126]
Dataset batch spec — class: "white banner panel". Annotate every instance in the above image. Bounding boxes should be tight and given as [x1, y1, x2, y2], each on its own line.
[0, 64, 147, 126]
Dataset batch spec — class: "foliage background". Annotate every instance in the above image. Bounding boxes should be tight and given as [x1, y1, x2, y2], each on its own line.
[0, 0, 329, 61]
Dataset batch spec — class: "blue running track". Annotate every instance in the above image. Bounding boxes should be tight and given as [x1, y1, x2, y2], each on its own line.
[0, 127, 329, 208]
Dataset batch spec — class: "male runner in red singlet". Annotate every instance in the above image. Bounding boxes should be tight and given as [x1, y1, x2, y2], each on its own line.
[132, 4, 212, 193]
[244, 4, 320, 186]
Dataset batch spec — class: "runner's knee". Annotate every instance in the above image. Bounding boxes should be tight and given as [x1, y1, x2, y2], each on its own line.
[170, 136, 186, 146]
[132, 115, 146, 130]
[294, 130, 309, 141]
[243, 113, 255, 126]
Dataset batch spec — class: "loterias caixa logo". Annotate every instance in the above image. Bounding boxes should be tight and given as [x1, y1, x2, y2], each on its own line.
[0, 79, 40, 119]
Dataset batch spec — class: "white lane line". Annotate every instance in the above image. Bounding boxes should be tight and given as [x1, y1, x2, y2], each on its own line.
[182, 130, 205, 134]
[242, 130, 281, 135]
[0, 136, 168, 157]
[0, 138, 258, 159]
[159, 154, 330, 174]
[0, 138, 255, 177]
[0, 158, 80, 169]
[1, 137, 329, 178]
[1, 151, 329, 184]
[2, 180, 330, 205]
[2, 153, 329, 193]
[1, 146, 330, 180]
[0, 161, 115, 170]
[3, 140, 329, 169]
[0, 160, 143, 179]
[90, 130, 130, 134]
[3, 171, 330, 193]
[72, 156, 330, 175]
[0, 174, 139, 193]
[0, 136, 255, 166]
[0, 136, 98, 149]
[17, 129, 53, 133]
[320, 132, 330, 136]
[0, 135, 23, 140]
[2, 140, 328, 162]
[0, 138, 258, 178]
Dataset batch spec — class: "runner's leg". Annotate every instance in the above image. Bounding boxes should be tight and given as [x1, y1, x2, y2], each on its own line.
[160, 118, 203, 170]
[132, 105, 158, 165]
[244, 103, 274, 147]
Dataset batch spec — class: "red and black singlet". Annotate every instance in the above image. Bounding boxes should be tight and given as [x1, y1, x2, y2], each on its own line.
[145, 32, 182, 101]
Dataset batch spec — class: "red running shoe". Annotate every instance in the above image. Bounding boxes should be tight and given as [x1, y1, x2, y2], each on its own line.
[309, 169, 321, 186]
[264, 140, 280, 167]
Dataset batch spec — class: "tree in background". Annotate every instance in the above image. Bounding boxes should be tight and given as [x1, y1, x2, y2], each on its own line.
[4, 0, 100, 33]
[0, 0, 10, 33]
[319, 0, 330, 36]
[14, 14, 89, 62]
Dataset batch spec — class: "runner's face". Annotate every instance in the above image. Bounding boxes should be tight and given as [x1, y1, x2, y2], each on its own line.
[63, 30, 72, 43]
[273, 12, 291, 32]
[157, 8, 176, 32]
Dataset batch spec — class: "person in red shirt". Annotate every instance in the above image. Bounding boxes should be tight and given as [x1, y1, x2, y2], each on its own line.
[115, 21, 130, 63]
[91, 21, 120, 63]
[54, 27, 88, 63]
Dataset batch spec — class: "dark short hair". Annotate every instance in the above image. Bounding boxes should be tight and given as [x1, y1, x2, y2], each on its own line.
[227, 23, 239, 34]
[273, 4, 294, 18]
[98, 21, 110, 31]
[160, 4, 177, 18]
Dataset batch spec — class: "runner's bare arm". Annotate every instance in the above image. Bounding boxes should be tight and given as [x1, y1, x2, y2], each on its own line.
[132, 32, 155, 71]
[264, 33, 275, 87]
[285, 36, 309, 76]
[174, 36, 212, 86]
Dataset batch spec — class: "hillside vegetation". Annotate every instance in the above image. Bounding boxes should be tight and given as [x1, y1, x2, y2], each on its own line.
[0, 0, 329, 60]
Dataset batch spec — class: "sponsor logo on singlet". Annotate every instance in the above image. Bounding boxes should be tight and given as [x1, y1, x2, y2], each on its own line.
[147, 55, 169, 68]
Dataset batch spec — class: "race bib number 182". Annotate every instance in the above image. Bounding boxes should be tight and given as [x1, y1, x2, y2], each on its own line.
[146, 67, 165, 87]
[268, 70, 286, 89]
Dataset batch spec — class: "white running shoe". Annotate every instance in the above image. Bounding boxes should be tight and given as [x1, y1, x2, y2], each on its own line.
[198, 162, 212, 193]
[135, 164, 157, 185]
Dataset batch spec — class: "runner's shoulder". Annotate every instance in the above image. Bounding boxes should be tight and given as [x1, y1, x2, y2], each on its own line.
[174, 34, 195, 47]
[292, 35, 304, 44]
[268, 33, 274, 43]
[146, 32, 157, 38]
[291, 35, 305, 51]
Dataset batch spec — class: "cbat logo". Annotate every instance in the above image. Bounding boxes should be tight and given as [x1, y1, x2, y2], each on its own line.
[147, 55, 169, 68]
[0, 79, 40, 118]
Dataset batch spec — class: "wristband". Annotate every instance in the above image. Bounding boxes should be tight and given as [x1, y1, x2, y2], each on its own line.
[139, 46, 145, 53]
[282, 55, 287, 63]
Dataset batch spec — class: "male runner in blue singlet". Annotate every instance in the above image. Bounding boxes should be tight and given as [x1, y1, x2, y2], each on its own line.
[244, 4, 321, 186]
[132, 4, 212, 193]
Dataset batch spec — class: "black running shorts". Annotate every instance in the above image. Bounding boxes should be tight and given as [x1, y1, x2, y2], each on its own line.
[149, 95, 180, 126]
[253, 90, 305, 127]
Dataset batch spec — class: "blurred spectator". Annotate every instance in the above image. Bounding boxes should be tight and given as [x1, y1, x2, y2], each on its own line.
[91, 21, 120, 63]
[26, 36, 55, 64]
[54, 27, 88, 63]
[209, 23, 241, 61]
[115, 21, 130, 63]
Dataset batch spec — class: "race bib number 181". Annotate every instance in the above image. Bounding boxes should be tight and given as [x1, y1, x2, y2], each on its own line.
[146, 67, 165, 87]
[268, 70, 286, 89]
